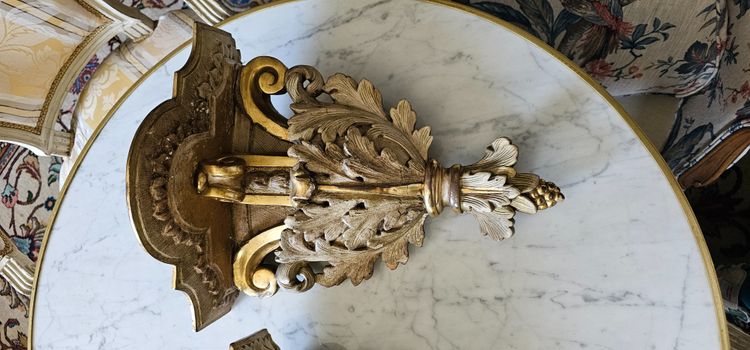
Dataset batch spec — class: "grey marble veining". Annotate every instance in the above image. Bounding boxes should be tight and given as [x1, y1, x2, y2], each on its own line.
[32, 0, 722, 349]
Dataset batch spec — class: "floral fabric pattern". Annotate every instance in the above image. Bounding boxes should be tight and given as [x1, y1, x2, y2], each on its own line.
[0, 143, 60, 349]
[0, 0, 106, 129]
[0, 144, 59, 262]
[456, 0, 726, 97]
[458, 0, 749, 179]
[55, 38, 121, 134]
[662, 1, 750, 177]
[64, 10, 196, 182]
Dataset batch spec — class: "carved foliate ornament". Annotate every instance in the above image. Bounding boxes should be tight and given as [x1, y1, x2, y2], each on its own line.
[128, 25, 563, 331]
[272, 67, 562, 290]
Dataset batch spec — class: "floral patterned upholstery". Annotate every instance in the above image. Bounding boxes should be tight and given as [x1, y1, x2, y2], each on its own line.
[456, 0, 750, 186]
[664, 1, 750, 181]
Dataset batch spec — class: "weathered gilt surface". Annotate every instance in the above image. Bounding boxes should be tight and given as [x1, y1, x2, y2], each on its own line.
[127, 23, 243, 330]
[128, 25, 296, 330]
[128, 23, 562, 329]
[273, 66, 562, 291]
[195, 57, 563, 297]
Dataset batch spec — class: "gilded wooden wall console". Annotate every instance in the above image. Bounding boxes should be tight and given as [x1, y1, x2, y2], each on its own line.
[127, 24, 563, 330]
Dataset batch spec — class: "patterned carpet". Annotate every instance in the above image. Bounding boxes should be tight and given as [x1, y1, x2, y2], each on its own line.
[0, 143, 61, 349]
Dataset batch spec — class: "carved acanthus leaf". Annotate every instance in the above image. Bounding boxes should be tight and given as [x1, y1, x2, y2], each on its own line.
[368, 211, 426, 269]
[277, 208, 426, 286]
[342, 129, 422, 183]
[277, 229, 379, 287]
[458, 138, 535, 241]
[464, 137, 518, 174]
[389, 100, 432, 160]
[460, 172, 521, 211]
[287, 72, 431, 181]
[279, 197, 426, 287]
[288, 141, 353, 184]
[470, 208, 516, 241]
[510, 196, 537, 214]
[286, 199, 357, 242]
[508, 172, 540, 193]
[324, 73, 387, 119]
[281, 68, 435, 286]
[278, 66, 561, 288]
[341, 200, 420, 250]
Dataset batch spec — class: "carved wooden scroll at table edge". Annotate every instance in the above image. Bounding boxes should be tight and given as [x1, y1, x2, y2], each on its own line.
[127, 24, 564, 331]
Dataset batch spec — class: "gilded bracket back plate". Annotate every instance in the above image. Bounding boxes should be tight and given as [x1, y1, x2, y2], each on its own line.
[127, 23, 242, 330]
[128, 23, 296, 331]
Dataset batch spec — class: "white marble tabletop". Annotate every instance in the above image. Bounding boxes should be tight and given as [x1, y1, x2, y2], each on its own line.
[30, 0, 726, 349]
